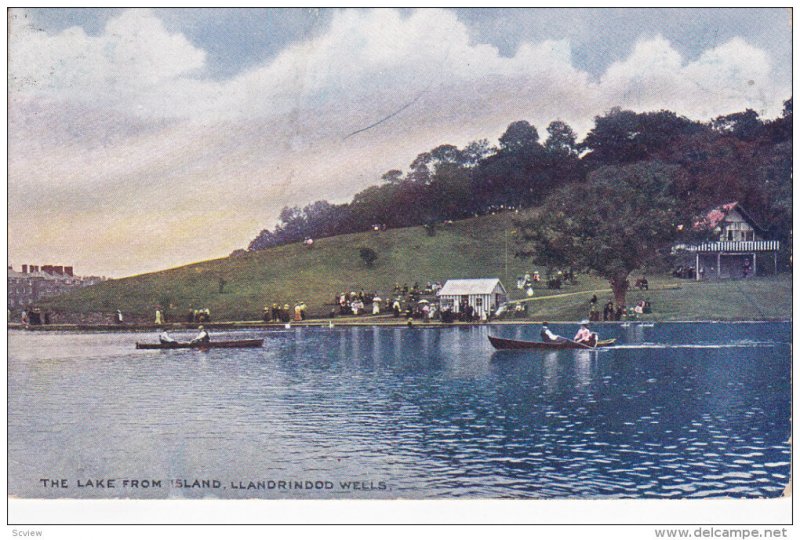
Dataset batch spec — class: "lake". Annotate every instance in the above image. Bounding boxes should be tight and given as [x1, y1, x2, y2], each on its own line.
[8, 322, 791, 499]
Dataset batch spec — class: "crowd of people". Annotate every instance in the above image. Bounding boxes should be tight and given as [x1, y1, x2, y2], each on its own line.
[589, 295, 652, 322]
[263, 302, 306, 322]
[19, 307, 51, 325]
[518, 270, 577, 296]
[326, 281, 443, 321]
[335, 291, 382, 316]
[186, 307, 212, 323]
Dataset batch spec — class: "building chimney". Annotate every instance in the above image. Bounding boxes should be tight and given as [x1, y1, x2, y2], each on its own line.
[32, 265, 39, 273]
[53, 266, 64, 275]
[21, 264, 27, 273]
[64, 266, 74, 277]
[42, 265, 53, 275]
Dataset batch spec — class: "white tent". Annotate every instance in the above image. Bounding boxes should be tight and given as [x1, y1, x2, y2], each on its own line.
[437, 278, 507, 319]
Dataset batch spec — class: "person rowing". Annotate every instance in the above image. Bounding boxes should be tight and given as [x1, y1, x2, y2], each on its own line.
[573, 320, 597, 346]
[190, 325, 210, 345]
[159, 329, 178, 345]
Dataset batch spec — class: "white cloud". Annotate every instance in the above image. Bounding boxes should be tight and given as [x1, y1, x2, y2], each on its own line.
[9, 9, 206, 107]
[7, 8, 790, 276]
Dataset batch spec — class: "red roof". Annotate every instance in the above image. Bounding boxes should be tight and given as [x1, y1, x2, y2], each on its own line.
[694, 202, 766, 233]
[703, 202, 738, 229]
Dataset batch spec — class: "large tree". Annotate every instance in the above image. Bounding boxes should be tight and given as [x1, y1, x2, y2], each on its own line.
[515, 161, 691, 306]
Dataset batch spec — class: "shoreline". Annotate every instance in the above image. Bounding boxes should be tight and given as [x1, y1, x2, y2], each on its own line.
[7, 318, 791, 332]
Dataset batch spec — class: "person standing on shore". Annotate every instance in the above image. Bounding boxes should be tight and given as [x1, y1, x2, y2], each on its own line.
[115, 310, 123, 324]
[603, 301, 613, 321]
[155, 308, 163, 325]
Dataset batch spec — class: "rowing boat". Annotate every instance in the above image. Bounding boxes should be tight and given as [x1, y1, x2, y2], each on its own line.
[488, 335, 616, 350]
[135, 339, 264, 350]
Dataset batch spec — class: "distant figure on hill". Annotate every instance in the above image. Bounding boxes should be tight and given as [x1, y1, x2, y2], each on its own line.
[155, 309, 163, 325]
[115, 310, 123, 324]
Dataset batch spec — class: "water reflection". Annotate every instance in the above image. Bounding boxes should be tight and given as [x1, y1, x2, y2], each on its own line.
[7, 322, 791, 500]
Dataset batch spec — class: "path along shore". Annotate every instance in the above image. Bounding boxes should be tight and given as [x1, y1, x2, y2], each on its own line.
[7, 317, 789, 332]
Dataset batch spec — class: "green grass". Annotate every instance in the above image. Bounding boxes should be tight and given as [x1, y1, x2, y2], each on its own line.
[42, 213, 792, 322]
[515, 275, 792, 321]
[44, 214, 533, 321]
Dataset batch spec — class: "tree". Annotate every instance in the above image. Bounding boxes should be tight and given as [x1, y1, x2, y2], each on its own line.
[381, 169, 404, 184]
[711, 109, 763, 141]
[499, 120, 539, 152]
[545, 120, 578, 156]
[359, 247, 378, 267]
[462, 139, 494, 166]
[515, 161, 690, 306]
[582, 108, 702, 166]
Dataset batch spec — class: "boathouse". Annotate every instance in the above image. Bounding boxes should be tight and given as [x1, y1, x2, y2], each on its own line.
[437, 278, 507, 319]
[674, 202, 780, 280]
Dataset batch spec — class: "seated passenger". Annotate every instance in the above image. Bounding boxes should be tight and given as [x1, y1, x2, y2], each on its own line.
[540, 322, 562, 343]
[159, 329, 178, 345]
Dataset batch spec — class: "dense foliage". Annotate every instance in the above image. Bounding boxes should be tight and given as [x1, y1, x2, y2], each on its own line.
[515, 161, 690, 305]
[247, 100, 792, 269]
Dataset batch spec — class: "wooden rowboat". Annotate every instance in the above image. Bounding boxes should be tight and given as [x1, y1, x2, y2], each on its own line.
[488, 335, 616, 350]
[135, 339, 264, 350]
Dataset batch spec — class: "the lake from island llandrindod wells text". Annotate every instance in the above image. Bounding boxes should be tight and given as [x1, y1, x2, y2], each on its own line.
[8, 322, 790, 499]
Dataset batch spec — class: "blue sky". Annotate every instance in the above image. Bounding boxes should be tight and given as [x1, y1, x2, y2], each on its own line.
[9, 8, 792, 277]
[26, 8, 791, 82]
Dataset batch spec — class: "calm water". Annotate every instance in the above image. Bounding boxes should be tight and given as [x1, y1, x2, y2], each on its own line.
[8, 322, 791, 499]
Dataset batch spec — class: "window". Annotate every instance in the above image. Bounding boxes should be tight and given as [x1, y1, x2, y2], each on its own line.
[744, 231, 754, 241]
[475, 297, 483, 307]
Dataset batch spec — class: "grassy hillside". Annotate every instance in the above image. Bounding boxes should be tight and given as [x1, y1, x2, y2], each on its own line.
[42, 212, 792, 322]
[44, 213, 536, 321]
[517, 275, 791, 321]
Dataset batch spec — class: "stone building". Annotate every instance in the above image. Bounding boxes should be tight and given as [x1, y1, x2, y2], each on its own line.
[7, 264, 105, 310]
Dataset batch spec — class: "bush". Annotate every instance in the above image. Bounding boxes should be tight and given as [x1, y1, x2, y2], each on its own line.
[359, 247, 378, 267]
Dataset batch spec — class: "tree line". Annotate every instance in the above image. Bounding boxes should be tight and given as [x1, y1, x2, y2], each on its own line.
[247, 100, 792, 268]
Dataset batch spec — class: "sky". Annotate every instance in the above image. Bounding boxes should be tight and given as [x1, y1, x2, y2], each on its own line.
[7, 8, 792, 278]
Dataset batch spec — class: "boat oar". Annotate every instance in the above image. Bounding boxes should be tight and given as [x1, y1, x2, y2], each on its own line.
[564, 337, 594, 350]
